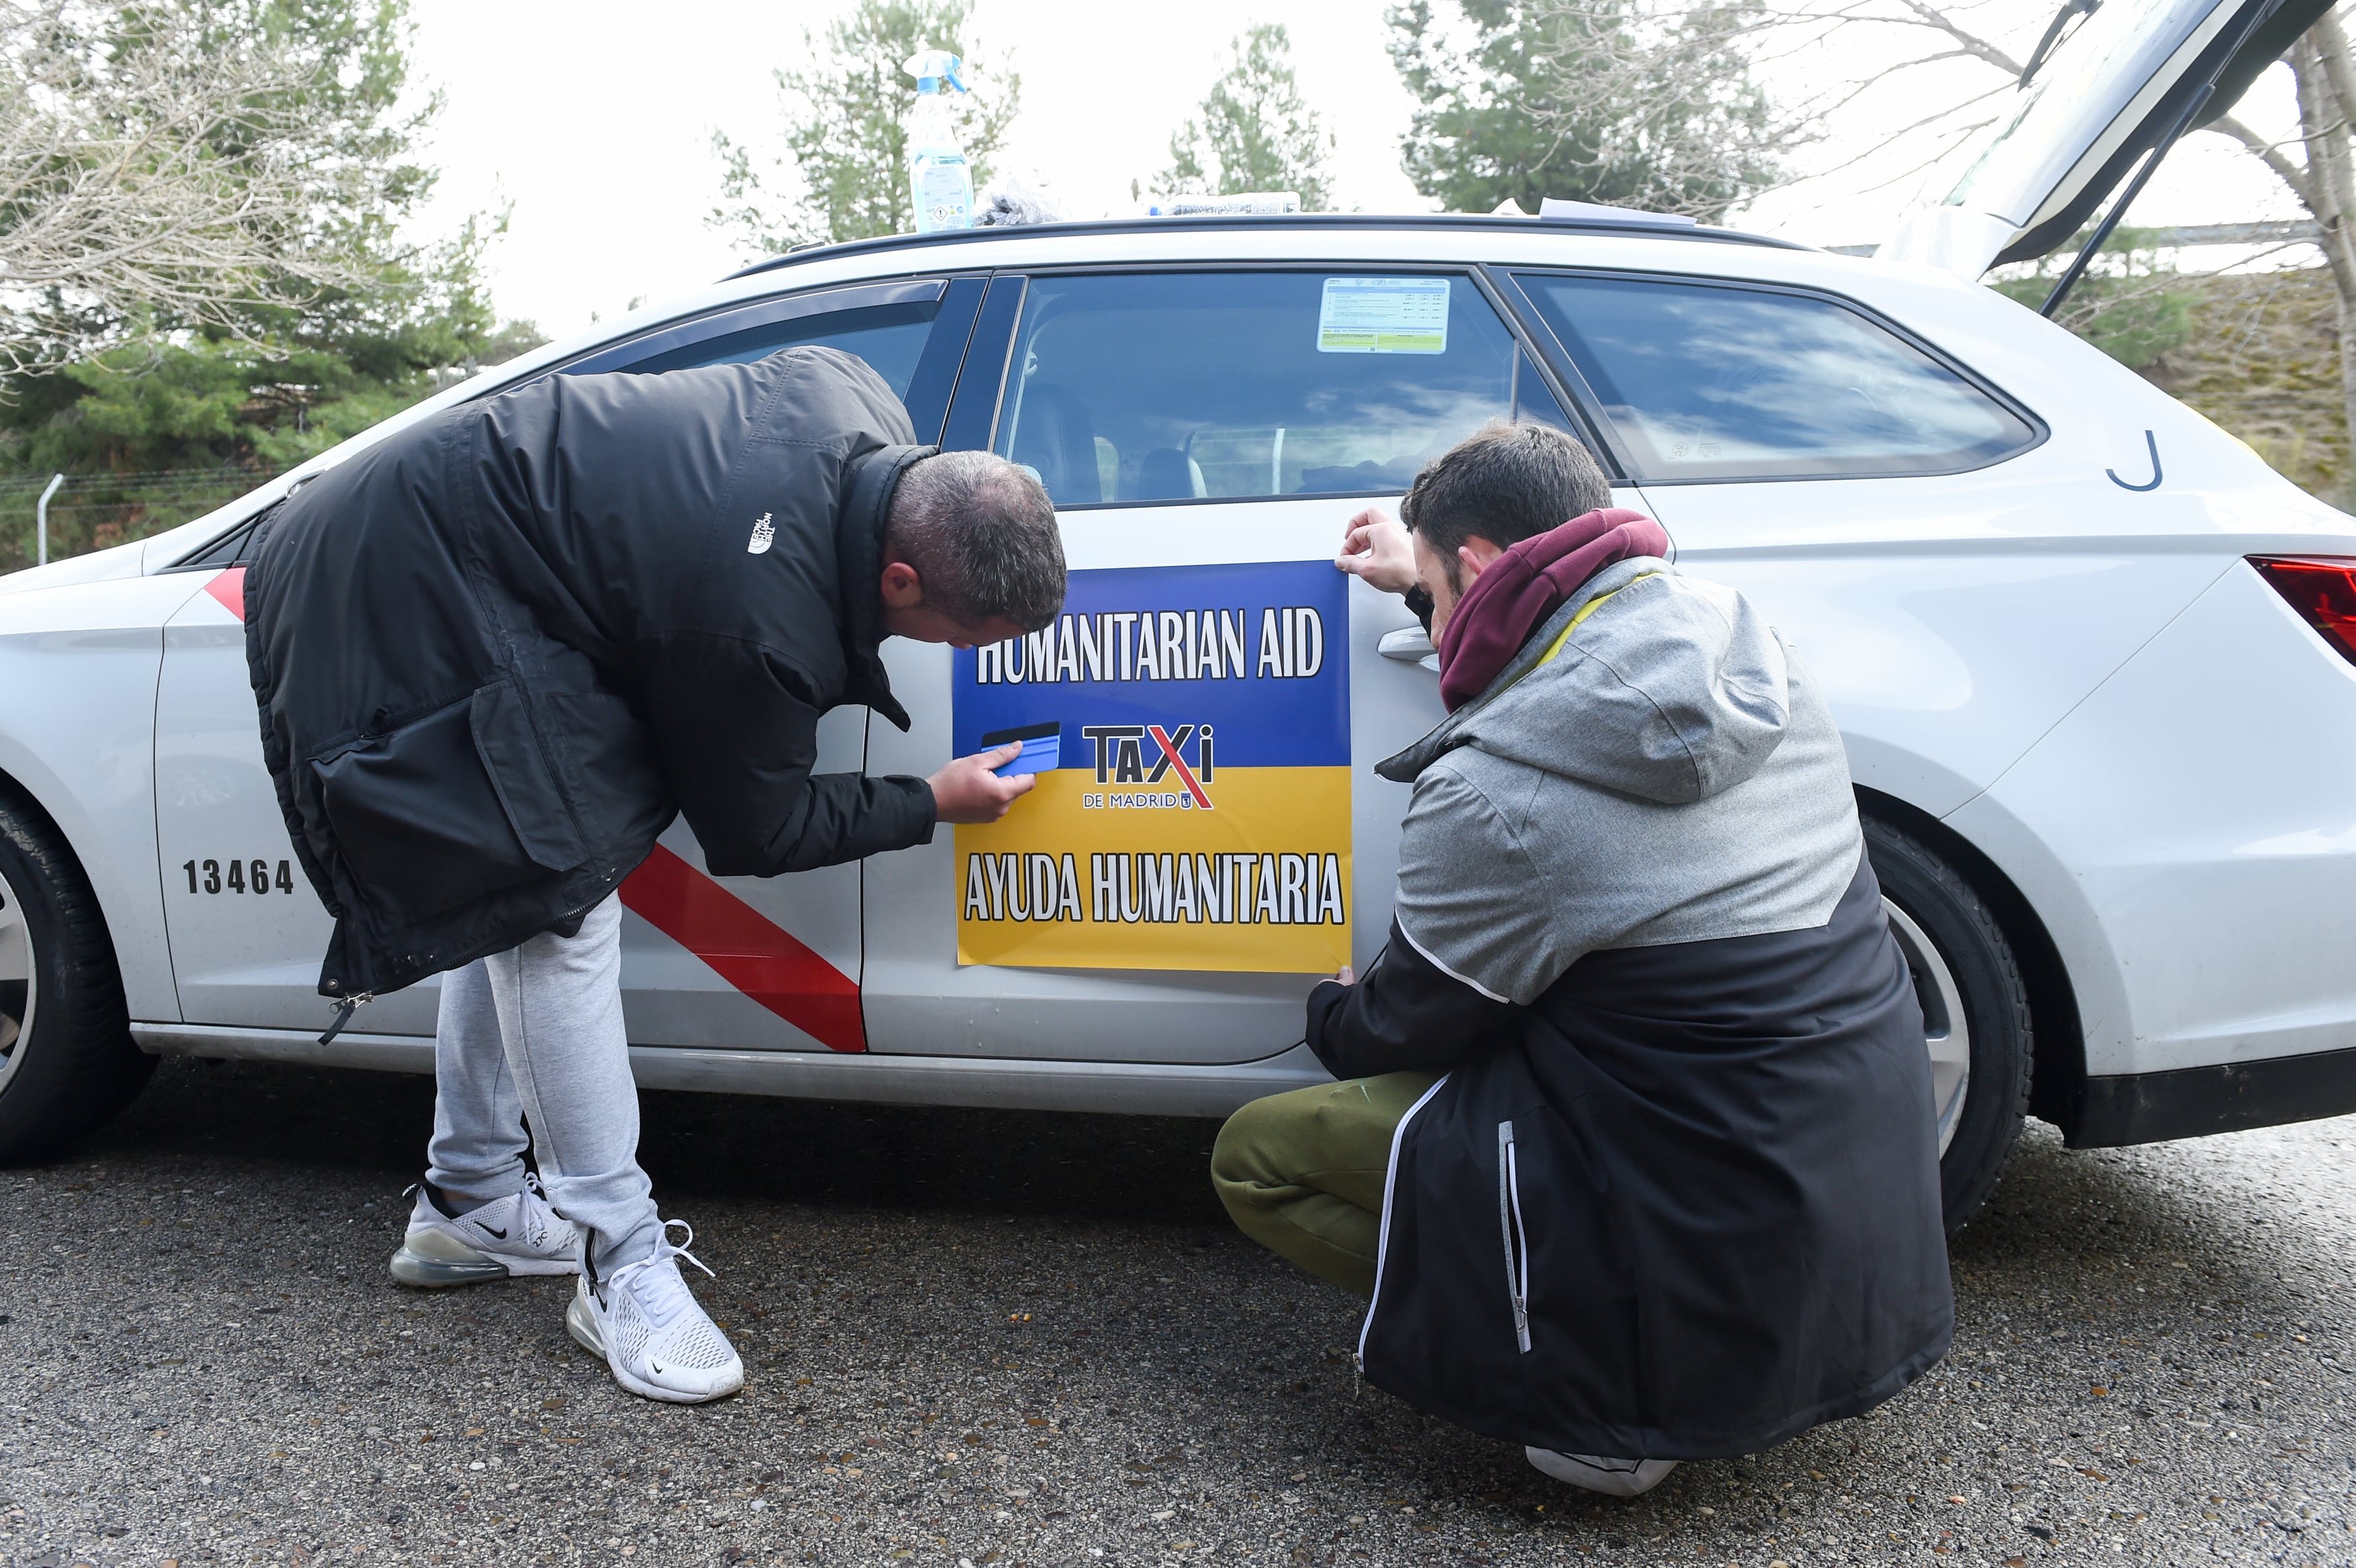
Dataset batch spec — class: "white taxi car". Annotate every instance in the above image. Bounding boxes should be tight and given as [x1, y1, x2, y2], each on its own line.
[2, 0, 2350, 1232]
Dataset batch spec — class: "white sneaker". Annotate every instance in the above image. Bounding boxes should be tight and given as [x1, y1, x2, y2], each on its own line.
[389, 1174, 582, 1287]
[1525, 1448, 1679, 1497]
[564, 1219, 744, 1404]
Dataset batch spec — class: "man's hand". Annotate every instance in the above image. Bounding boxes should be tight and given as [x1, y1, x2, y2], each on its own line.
[929, 744, 1036, 824]
[1329, 964, 1356, 987]
[1336, 507, 1418, 596]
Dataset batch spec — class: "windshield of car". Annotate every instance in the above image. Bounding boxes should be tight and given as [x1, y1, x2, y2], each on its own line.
[992, 271, 1526, 507]
[1518, 273, 2039, 480]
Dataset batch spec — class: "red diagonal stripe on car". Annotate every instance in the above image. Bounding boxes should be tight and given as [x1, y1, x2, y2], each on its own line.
[619, 843, 866, 1053]
[205, 567, 246, 621]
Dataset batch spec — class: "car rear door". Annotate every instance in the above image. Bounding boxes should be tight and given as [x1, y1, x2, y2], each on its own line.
[1500, 268, 2246, 817]
[153, 275, 984, 1042]
[858, 262, 1642, 1065]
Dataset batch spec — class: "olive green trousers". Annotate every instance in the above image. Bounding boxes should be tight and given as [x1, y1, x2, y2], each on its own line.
[1210, 1073, 1441, 1299]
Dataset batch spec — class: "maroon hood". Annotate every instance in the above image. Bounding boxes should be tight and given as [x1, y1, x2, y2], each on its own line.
[1434, 508, 1671, 711]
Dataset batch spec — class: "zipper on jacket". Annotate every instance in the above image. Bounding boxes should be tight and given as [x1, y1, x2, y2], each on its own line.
[1498, 1120, 1532, 1354]
[1356, 1075, 1452, 1373]
[318, 991, 374, 1046]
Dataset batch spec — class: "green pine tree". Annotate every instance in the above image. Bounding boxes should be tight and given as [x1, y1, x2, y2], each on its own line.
[1388, 0, 1787, 221]
[0, 0, 540, 571]
[710, 0, 1020, 253]
[1157, 24, 1336, 212]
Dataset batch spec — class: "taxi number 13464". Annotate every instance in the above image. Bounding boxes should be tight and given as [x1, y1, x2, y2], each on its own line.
[184, 857, 296, 896]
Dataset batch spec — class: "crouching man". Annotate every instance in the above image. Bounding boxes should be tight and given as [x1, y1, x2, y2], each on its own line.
[1211, 423, 1951, 1495]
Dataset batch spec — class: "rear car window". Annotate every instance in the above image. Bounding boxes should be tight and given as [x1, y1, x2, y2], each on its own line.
[992, 271, 1531, 507]
[1515, 273, 2039, 480]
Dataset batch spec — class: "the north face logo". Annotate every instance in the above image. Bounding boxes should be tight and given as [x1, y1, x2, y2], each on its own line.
[747, 512, 775, 555]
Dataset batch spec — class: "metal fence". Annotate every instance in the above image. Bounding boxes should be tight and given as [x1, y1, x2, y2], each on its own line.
[0, 466, 285, 575]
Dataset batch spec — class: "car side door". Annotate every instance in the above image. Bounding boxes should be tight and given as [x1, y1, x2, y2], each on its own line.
[152, 276, 985, 1042]
[858, 264, 1629, 1065]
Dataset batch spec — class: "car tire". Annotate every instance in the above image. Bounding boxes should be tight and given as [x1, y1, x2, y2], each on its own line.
[0, 788, 151, 1164]
[1862, 816, 2033, 1237]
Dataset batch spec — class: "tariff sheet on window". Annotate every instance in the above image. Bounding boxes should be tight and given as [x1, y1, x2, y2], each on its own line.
[951, 560, 1351, 973]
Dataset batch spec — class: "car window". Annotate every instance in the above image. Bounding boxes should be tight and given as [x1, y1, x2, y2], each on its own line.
[557, 278, 962, 397]
[992, 271, 1525, 507]
[1513, 349, 1574, 432]
[172, 509, 267, 570]
[613, 299, 940, 390]
[1515, 273, 2039, 480]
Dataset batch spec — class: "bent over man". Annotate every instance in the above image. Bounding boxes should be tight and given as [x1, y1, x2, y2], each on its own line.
[1212, 422, 1950, 1493]
[246, 346, 1064, 1403]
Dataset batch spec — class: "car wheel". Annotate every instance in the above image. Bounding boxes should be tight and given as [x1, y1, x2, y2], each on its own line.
[0, 790, 151, 1164]
[1863, 816, 2033, 1237]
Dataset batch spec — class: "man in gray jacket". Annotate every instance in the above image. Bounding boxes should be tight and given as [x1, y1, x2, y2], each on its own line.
[1212, 423, 1951, 1495]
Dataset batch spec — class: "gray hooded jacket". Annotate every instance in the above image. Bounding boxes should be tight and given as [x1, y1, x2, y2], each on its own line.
[1387, 555, 1863, 1003]
[1311, 557, 1953, 1462]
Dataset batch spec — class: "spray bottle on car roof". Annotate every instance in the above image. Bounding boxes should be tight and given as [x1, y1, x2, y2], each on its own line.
[904, 48, 973, 235]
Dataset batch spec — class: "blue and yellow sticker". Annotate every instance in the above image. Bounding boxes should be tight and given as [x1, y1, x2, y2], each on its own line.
[952, 559, 1351, 972]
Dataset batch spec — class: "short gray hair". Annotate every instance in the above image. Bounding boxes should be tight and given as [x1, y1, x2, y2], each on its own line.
[885, 451, 1066, 631]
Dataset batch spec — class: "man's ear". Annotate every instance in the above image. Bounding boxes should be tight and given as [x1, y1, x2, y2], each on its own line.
[878, 559, 924, 609]
[1457, 536, 1507, 583]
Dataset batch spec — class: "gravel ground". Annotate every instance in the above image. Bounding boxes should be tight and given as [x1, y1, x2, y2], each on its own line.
[4, 1057, 2355, 1568]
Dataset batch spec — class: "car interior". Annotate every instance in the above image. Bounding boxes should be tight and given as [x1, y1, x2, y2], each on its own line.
[994, 271, 1533, 507]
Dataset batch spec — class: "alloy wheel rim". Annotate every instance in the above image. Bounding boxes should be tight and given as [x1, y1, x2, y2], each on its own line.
[0, 863, 33, 1096]
[1882, 897, 1971, 1157]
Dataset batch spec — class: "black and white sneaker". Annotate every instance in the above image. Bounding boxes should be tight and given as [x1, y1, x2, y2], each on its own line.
[1524, 1448, 1679, 1497]
[388, 1174, 582, 1287]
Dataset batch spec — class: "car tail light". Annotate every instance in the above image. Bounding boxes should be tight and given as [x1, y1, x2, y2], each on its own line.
[2249, 556, 2356, 668]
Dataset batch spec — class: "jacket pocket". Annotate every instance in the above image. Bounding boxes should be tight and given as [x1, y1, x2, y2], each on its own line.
[1498, 1119, 1533, 1355]
[313, 682, 585, 922]
[467, 680, 590, 871]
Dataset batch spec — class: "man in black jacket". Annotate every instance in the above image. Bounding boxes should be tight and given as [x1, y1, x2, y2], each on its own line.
[1211, 424, 1949, 1491]
[246, 346, 1066, 1404]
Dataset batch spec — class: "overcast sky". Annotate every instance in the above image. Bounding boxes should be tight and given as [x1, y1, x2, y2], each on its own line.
[402, 0, 2309, 341]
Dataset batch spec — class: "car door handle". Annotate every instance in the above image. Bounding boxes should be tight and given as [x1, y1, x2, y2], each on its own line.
[1379, 626, 1440, 673]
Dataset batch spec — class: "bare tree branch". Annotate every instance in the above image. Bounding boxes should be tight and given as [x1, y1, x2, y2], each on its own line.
[2210, 111, 2318, 206]
[1504, 0, 2055, 224]
[1889, 0, 2025, 74]
[0, 0, 391, 376]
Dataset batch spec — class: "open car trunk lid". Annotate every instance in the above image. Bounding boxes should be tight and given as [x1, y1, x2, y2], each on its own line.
[1880, 0, 2329, 277]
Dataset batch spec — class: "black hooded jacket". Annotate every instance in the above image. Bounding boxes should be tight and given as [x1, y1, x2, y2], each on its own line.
[1306, 559, 1950, 1461]
[244, 347, 937, 1003]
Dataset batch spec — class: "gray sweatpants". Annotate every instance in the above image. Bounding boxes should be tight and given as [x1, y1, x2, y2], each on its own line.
[422, 895, 661, 1272]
